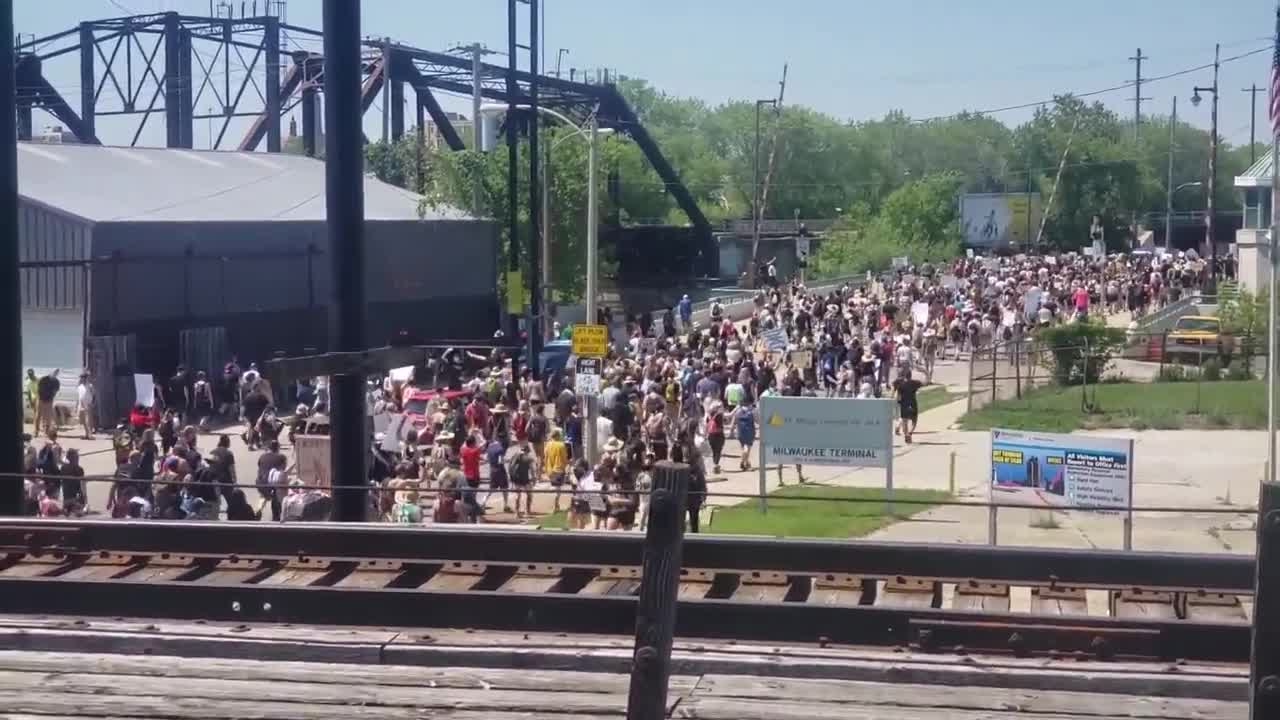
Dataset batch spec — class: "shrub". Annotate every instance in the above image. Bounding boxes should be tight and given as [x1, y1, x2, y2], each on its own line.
[1201, 359, 1222, 382]
[1130, 418, 1150, 431]
[1149, 412, 1184, 430]
[1227, 361, 1254, 381]
[1037, 321, 1127, 386]
[1205, 412, 1232, 428]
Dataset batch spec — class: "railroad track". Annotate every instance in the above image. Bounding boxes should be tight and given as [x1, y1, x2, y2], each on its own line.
[0, 520, 1257, 664]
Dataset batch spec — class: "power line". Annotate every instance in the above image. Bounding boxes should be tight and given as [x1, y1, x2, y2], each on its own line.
[913, 46, 1269, 123]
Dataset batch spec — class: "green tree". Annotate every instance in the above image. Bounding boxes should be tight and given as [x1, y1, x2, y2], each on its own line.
[813, 174, 965, 277]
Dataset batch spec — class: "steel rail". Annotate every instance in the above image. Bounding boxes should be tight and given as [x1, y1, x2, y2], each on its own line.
[0, 565, 1251, 664]
[0, 520, 1256, 594]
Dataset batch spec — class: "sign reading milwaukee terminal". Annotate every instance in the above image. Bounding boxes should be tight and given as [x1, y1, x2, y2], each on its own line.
[760, 396, 893, 467]
[989, 428, 1133, 509]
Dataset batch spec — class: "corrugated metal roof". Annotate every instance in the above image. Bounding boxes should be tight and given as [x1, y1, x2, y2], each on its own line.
[1236, 145, 1274, 188]
[17, 142, 474, 223]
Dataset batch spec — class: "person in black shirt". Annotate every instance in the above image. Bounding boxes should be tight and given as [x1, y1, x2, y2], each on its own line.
[207, 434, 237, 501]
[167, 366, 191, 423]
[34, 370, 60, 434]
[892, 370, 924, 444]
[61, 448, 86, 516]
[241, 388, 270, 450]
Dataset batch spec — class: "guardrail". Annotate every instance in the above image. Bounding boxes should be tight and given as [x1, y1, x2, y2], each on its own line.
[686, 273, 867, 328]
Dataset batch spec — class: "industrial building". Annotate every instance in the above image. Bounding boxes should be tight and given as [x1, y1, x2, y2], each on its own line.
[19, 142, 499, 411]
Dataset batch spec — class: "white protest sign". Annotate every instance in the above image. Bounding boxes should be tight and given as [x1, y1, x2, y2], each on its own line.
[134, 374, 156, 408]
[911, 302, 930, 327]
[762, 328, 789, 351]
[380, 414, 406, 453]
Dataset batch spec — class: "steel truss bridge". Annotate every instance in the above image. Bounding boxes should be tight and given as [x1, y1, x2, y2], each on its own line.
[13, 10, 711, 242]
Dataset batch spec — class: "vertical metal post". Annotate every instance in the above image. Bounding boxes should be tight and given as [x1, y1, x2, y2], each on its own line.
[527, 0, 542, 379]
[389, 78, 404, 141]
[0, 0, 23, 516]
[1247, 84, 1260, 165]
[506, 0, 520, 340]
[164, 12, 182, 148]
[542, 138, 552, 340]
[300, 83, 317, 157]
[380, 38, 391, 144]
[322, 0, 367, 522]
[1014, 336, 1022, 399]
[1166, 97, 1177, 250]
[1206, 43, 1219, 284]
[757, 430, 767, 513]
[179, 29, 194, 148]
[885, 413, 895, 516]
[991, 342, 997, 405]
[1250, 481, 1280, 720]
[414, 95, 425, 191]
[1130, 47, 1145, 142]
[78, 23, 95, 143]
[471, 45, 482, 151]
[15, 99, 29, 141]
[626, 461, 689, 720]
[584, 114, 600, 465]
[751, 101, 762, 285]
[1260, 26, 1280, 714]
[263, 16, 281, 152]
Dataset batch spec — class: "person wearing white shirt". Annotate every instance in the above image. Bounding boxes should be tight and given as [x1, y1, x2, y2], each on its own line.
[76, 373, 96, 439]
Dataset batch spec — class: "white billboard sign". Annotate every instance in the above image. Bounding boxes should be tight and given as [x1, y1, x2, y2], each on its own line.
[961, 193, 1041, 250]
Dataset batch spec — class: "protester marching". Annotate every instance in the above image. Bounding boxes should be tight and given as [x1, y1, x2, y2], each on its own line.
[17, 247, 1219, 530]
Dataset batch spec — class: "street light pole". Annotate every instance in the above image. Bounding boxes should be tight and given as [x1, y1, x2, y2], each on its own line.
[1193, 43, 1220, 290]
[751, 99, 776, 287]
[585, 113, 601, 464]
[481, 102, 609, 461]
[1166, 96, 1177, 251]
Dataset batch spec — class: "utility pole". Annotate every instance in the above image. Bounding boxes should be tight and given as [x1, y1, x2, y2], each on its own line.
[1244, 84, 1264, 164]
[528, 0, 542, 378]
[1192, 43, 1220, 289]
[750, 98, 776, 286]
[1129, 48, 1148, 141]
[322, 0, 367, 522]
[749, 64, 788, 285]
[506, 0, 520, 341]
[1166, 96, 1177, 251]
[0, 0, 23, 516]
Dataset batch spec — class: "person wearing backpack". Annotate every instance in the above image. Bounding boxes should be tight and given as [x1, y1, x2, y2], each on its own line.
[507, 442, 536, 520]
[526, 404, 549, 482]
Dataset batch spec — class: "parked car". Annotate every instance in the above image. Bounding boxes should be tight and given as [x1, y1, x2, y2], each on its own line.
[1166, 315, 1234, 364]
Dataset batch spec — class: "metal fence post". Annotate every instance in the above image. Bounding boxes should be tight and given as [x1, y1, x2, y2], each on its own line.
[990, 342, 997, 405]
[1015, 336, 1022, 399]
[966, 346, 976, 413]
[1249, 481, 1280, 720]
[626, 461, 689, 720]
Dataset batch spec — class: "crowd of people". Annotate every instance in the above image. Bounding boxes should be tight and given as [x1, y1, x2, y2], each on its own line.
[19, 247, 1220, 527]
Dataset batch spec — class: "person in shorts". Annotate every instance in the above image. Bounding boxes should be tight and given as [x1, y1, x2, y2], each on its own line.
[892, 370, 923, 444]
[568, 459, 592, 529]
[506, 442, 536, 520]
[543, 427, 569, 512]
[484, 434, 511, 514]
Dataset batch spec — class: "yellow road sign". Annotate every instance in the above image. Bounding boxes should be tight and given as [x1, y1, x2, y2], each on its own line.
[571, 324, 608, 358]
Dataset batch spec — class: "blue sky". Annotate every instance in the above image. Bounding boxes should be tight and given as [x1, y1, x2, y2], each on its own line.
[15, 0, 1280, 148]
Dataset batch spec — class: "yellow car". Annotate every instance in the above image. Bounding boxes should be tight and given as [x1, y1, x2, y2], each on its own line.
[1166, 315, 1231, 363]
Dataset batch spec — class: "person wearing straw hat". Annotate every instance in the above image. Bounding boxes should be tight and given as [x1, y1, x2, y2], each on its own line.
[488, 402, 511, 446]
[391, 479, 423, 524]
